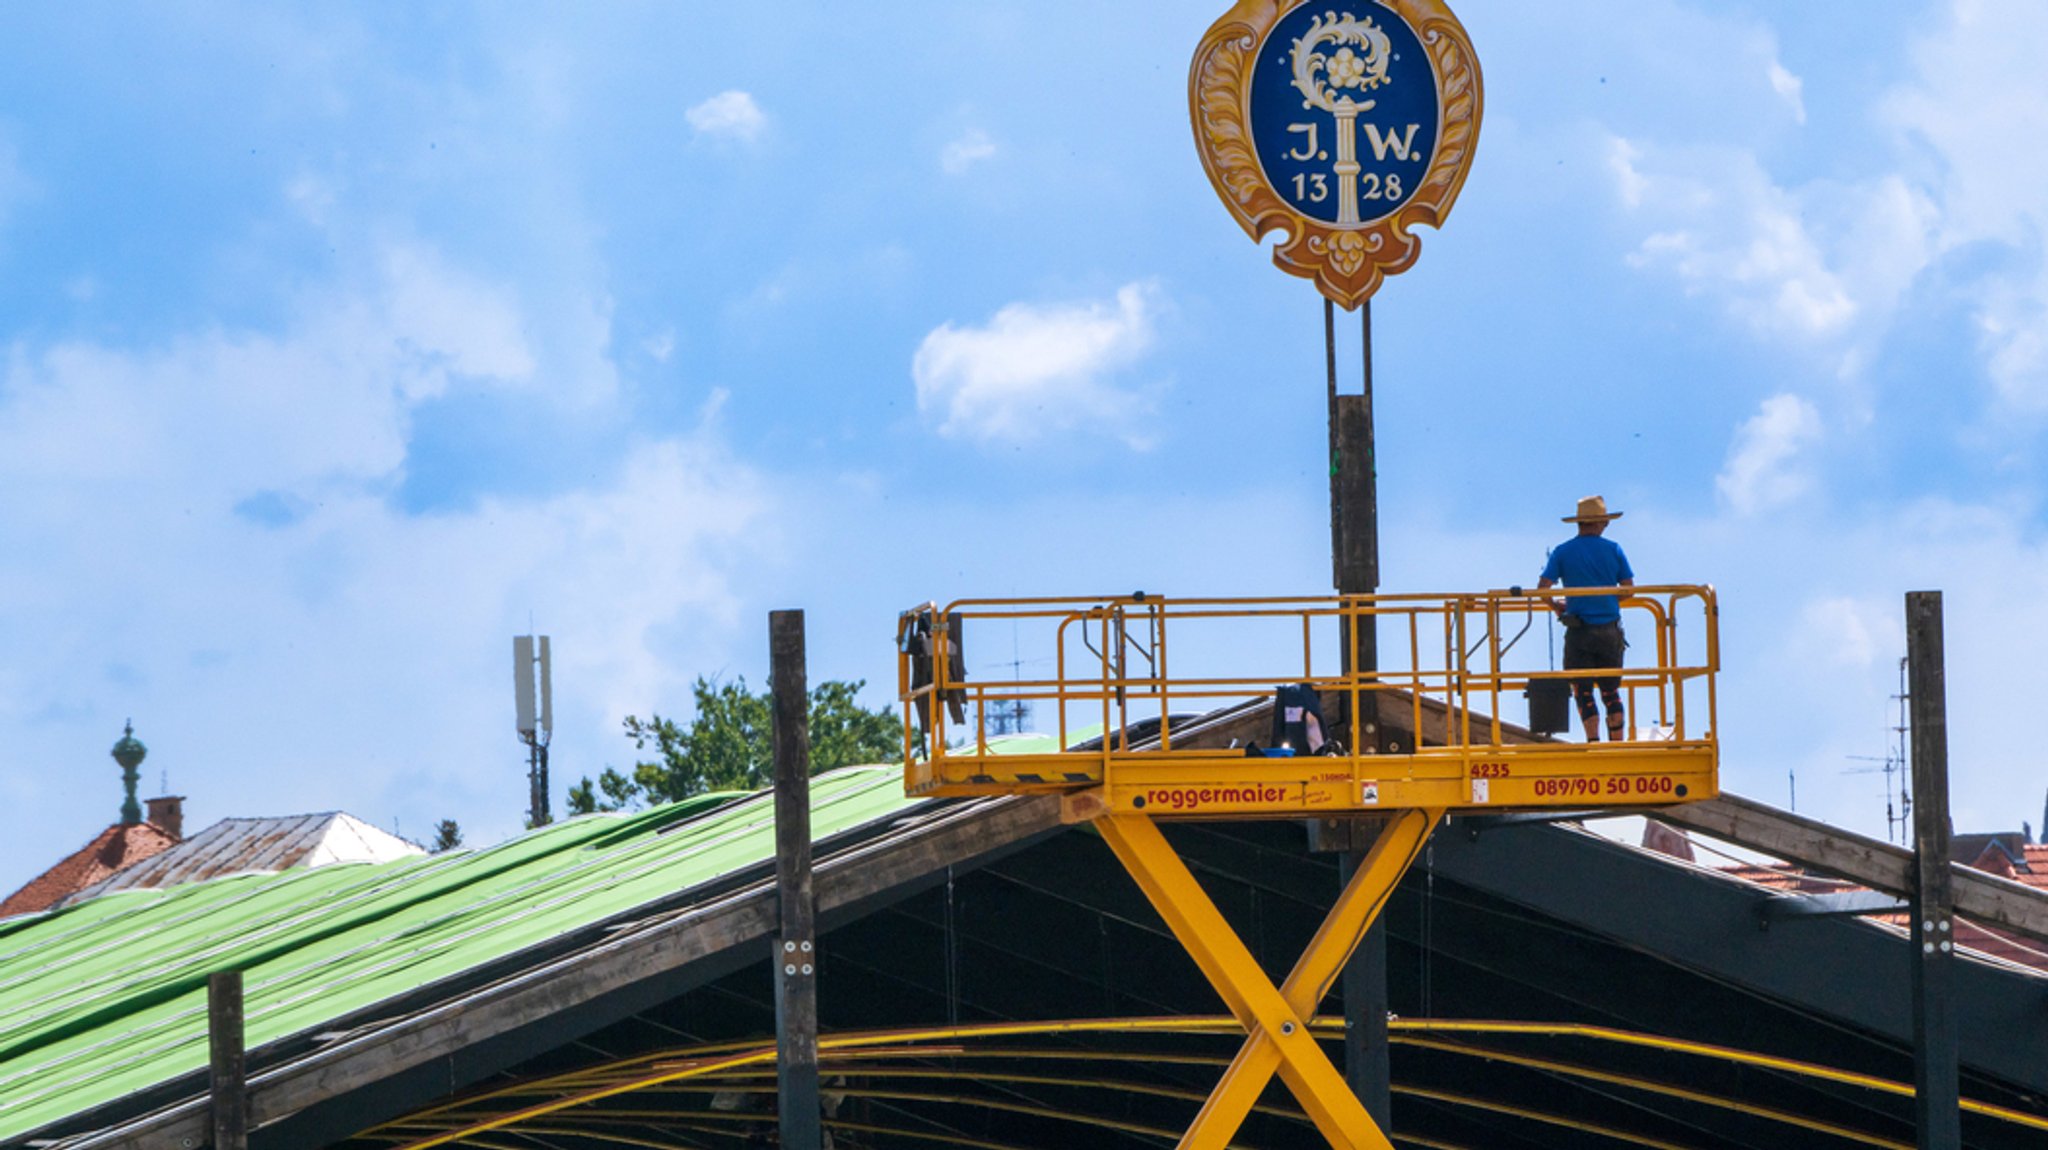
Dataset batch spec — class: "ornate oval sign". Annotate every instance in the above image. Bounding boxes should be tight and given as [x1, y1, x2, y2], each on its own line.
[1191, 0, 1482, 308]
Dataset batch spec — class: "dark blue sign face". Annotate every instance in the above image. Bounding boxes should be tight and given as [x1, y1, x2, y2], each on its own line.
[1249, 3, 1440, 227]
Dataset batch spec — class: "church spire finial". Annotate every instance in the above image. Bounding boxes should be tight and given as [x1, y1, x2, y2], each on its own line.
[111, 721, 147, 826]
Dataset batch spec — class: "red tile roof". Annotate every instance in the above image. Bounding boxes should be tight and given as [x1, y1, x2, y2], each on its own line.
[2019, 845, 2048, 890]
[0, 822, 179, 919]
[1705, 834, 2048, 975]
[1950, 917, 2048, 970]
[1712, 859, 1860, 897]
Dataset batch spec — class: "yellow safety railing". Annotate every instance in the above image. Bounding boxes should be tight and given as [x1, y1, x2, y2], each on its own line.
[898, 586, 1718, 816]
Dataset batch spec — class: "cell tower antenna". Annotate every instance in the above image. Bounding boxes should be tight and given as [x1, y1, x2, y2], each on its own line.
[514, 632, 554, 827]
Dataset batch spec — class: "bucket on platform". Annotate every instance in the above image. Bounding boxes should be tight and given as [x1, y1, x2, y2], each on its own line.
[1526, 678, 1572, 735]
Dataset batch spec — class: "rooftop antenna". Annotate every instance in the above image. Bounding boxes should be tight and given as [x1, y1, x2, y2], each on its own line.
[1844, 754, 1899, 842]
[1844, 655, 1912, 844]
[1891, 655, 1911, 841]
[986, 624, 1035, 737]
[514, 633, 553, 827]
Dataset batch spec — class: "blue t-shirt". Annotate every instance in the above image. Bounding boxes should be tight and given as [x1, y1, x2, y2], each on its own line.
[1540, 535, 1634, 624]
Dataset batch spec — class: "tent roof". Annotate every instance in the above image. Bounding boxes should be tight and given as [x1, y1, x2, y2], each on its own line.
[0, 766, 918, 1143]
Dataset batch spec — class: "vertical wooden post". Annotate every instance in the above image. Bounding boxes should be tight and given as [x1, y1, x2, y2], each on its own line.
[1337, 843, 1391, 1124]
[1906, 591, 1960, 1149]
[208, 970, 247, 1150]
[1329, 300, 1389, 1127]
[1356, 300, 1379, 605]
[771, 610, 821, 1150]
[1329, 306, 1380, 611]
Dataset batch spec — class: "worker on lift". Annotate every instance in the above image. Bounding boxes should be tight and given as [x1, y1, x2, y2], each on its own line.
[1538, 495, 1635, 742]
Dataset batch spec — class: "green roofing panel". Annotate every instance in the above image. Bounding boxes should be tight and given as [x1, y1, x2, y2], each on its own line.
[0, 765, 920, 1142]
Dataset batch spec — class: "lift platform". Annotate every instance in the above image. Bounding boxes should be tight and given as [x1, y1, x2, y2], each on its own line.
[899, 586, 1719, 817]
[896, 586, 1720, 1150]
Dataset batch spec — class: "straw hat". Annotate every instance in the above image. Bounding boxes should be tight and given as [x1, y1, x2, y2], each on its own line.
[1564, 495, 1622, 523]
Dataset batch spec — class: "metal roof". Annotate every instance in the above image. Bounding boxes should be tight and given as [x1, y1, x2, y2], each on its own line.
[0, 766, 920, 1144]
[65, 812, 423, 902]
[334, 798, 2048, 1150]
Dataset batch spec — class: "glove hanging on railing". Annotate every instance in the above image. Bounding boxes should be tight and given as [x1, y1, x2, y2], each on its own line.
[904, 611, 969, 734]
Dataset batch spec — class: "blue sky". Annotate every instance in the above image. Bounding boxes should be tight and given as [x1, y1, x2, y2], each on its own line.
[4, 0, 2048, 889]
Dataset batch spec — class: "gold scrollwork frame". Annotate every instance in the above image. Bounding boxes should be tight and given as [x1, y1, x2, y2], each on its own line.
[1191, 0, 1483, 309]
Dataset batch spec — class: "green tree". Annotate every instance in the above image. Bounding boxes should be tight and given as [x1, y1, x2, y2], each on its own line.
[430, 819, 464, 853]
[806, 679, 902, 778]
[568, 676, 900, 812]
[565, 768, 641, 816]
[565, 777, 596, 816]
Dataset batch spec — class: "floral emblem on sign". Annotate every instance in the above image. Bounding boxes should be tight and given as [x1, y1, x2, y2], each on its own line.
[1290, 12, 1398, 226]
[1298, 18, 1391, 105]
[1325, 45, 1375, 90]
[1189, 0, 1483, 309]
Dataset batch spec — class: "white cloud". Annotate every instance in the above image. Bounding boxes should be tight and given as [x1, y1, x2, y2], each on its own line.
[911, 282, 1163, 447]
[1767, 61, 1806, 125]
[1790, 596, 1893, 669]
[1610, 1, 2048, 418]
[1607, 138, 1649, 211]
[0, 242, 544, 508]
[380, 246, 537, 392]
[1884, 1, 2048, 413]
[1885, 0, 2048, 247]
[686, 90, 767, 143]
[0, 250, 777, 869]
[941, 128, 997, 174]
[1614, 139, 1857, 342]
[1717, 393, 1822, 514]
[1978, 280, 2048, 409]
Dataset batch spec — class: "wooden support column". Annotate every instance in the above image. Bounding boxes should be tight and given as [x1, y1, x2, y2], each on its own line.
[1329, 299, 1387, 1127]
[1906, 591, 1960, 1150]
[1332, 307, 1379, 608]
[1337, 836, 1390, 1123]
[208, 970, 247, 1150]
[771, 609, 821, 1150]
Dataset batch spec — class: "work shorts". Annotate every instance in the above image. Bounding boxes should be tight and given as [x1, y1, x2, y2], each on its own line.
[1562, 621, 1625, 696]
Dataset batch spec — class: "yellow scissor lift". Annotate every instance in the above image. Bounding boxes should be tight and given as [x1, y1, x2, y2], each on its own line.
[898, 586, 1719, 1150]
